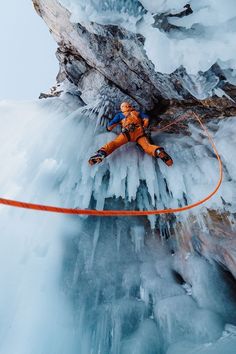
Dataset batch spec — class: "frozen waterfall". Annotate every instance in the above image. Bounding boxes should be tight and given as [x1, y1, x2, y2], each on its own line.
[0, 95, 235, 353]
[1, 0, 236, 352]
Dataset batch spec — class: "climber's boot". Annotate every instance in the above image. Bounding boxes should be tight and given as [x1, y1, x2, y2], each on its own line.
[156, 148, 173, 167]
[88, 150, 107, 166]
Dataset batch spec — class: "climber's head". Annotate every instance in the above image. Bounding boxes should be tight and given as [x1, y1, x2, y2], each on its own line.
[120, 102, 133, 114]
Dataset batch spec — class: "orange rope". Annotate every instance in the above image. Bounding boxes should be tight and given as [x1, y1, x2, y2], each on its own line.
[153, 112, 191, 133]
[0, 112, 223, 216]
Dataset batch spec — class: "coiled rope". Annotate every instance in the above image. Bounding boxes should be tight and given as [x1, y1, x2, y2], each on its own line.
[0, 112, 223, 216]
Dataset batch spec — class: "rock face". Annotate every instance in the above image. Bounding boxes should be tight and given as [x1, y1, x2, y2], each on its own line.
[33, 0, 179, 112]
[33, 0, 236, 123]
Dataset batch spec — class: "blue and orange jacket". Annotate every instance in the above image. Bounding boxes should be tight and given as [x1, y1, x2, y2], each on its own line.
[107, 110, 150, 131]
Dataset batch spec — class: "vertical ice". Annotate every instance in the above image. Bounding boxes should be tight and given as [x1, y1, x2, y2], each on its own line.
[0, 0, 236, 352]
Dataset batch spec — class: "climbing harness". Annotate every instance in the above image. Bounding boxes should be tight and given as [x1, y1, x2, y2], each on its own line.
[0, 112, 223, 216]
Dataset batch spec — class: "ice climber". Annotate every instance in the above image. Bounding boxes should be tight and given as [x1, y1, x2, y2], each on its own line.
[88, 102, 173, 166]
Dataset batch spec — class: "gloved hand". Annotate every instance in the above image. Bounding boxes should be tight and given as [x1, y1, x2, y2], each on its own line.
[106, 123, 112, 132]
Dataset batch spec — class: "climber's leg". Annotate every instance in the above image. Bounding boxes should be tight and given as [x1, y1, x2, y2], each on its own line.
[155, 147, 173, 166]
[100, 133, 129, 156]
[88, 133, 128, 165]
[137, 136, 173, 166]
[136, 136, 160, 157]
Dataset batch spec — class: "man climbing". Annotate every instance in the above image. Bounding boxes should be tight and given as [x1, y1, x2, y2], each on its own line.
[88, 102, 173, 166]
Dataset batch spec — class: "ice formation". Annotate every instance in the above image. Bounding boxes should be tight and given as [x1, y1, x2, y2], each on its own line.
[0, 97, 234, 219]
[0, 0, 236, 353]
[59, 0, 236, 79]
[0, 93, 235, 353]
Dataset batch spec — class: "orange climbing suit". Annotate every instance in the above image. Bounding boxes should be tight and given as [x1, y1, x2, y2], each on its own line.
[100, 110, 161, 157]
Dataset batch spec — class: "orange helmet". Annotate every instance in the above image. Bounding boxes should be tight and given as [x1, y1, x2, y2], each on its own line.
[120, 102, 133, 114]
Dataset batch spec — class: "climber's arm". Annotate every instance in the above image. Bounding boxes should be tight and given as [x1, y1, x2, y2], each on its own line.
[106, 113, 123, 131]
[140, 111, 150, 128]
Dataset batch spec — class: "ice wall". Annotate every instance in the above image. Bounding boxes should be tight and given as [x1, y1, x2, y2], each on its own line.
[0, 96, 236, 353]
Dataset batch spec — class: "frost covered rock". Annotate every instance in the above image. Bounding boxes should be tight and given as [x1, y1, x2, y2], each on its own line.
[33, 0, 236, 120]
[33, 0, 182, 112]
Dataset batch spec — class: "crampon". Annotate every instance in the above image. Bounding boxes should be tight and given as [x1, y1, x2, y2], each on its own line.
[88, 150, 106, 165]
[156, 148, 173, 167]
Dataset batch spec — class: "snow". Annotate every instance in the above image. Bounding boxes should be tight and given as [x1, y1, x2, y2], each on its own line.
[140, 0, 236, 75]
[58, 0, 236, 95]
[139, 0, 190, 14]
[141, 10, 236, 75]
[58, 0, 144, 31]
